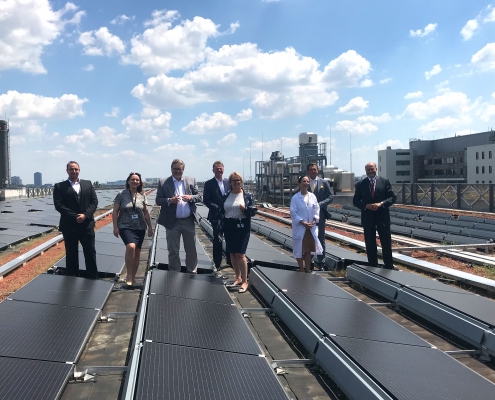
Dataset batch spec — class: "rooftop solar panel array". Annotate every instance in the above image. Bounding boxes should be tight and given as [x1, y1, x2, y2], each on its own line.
[251, 266, 495, 400]
[134, 269, 289, 399]
[0, 271, 114, 399]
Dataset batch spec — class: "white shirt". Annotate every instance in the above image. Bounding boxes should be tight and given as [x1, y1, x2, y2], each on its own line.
[173, 177, 191, 219]
[216, 177, 225, 196]
[68, 179, 80, 195]
[224, 192, 246, 219]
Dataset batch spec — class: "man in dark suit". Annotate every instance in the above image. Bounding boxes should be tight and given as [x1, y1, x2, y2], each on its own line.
[353, 162, 396, 269]
[307, 163, 334, 271]
[203, 160, 231, 271]
[53, 161, 98, 278]
[156, 159, 202, 273]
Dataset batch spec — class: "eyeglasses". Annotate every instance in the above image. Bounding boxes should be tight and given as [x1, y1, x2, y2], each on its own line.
[172, 168, 183, 171]
[231, 179, 241, 183]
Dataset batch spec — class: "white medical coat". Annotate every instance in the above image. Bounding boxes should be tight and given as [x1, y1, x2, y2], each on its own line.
[290, 191, 323, 258]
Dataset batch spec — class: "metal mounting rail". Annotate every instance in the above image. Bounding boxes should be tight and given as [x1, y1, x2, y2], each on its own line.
[392, 243, 495, 251]
[0, 209, 114, 278]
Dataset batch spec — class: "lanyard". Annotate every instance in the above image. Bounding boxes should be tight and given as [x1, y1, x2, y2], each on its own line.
[129, 190, 137, 212]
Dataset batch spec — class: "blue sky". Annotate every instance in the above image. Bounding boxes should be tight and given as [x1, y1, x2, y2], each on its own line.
[1, 0, 495, 184]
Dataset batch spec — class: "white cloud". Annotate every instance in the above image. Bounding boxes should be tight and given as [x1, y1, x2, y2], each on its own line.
[461, 19, 479, 40]
[0, 0, 84, 74]
[379, 78, 392, 84]
[334, 120, 378, 136]
[471, 43, 495, 71]
[110, 14, 134, 25]
[9, 120, 46, 142]
[435, 80, 450, 93]
[337, 97, 369, 114]
[200, 139, 209, 147]
[425, 64, 441, 80]
[356, 113, 392, 123]
[217, 133, 237, 146]
[236, 108, 253, 121]
[122, 111, 172, 142]
[419, 116, 469, 133]
[405, 91, 423, 99]
[120, 150, 136, 157]
[249, 137, 299, 153]
[104, 107, 120, 117]
[182, 112, 238, 134]
[122, 12, 222, 74]
[0, 91, 87, 119]
[65, 126, 127, 147]
[153, 143, 196, 153]
[79, 27, 125, 56]
[83, 64, 94, 71]
[132, 43, 365, 118]
[485, 6, 495, 23]
[402, 91, 472, 120]
[410, 23, 437, 37]
[359, 79, 374, 87]
[377, 140, 407, 150]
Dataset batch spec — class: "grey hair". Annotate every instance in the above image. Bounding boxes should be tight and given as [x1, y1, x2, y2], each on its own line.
[171, 159, 185, 169]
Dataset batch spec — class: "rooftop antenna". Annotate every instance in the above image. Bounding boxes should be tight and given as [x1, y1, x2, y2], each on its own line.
[350, 132, 352, 172]
[329, 125, 332, 165]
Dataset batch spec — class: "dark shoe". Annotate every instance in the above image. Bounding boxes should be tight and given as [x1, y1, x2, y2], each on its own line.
[318, 264, 325, 271]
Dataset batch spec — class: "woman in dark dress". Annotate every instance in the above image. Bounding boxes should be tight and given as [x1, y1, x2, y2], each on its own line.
[112, 173, 152, 286]
[221, 172, 257, 293]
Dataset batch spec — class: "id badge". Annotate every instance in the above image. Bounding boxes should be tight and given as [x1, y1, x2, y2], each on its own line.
[237, 223, 244, 228]
[131, 214, 139, 220]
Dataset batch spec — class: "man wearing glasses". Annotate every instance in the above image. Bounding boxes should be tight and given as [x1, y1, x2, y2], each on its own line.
[156, 159, 202, 273]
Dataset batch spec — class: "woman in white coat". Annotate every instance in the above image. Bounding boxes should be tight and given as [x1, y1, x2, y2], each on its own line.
[290, 176, 323, 272]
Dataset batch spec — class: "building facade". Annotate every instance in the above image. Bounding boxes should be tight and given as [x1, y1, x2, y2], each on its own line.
[34, 172, 42, 187]
[11, 176, 22, 186]
[377, 147, 413, 183]
[466, 144, 495, 184]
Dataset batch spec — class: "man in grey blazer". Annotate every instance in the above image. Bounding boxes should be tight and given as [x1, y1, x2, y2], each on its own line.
[156, 159, 202, 273]
[307, 163, 334, 270]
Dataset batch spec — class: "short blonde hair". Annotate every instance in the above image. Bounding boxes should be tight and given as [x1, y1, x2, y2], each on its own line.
[229, 172, 243, 185]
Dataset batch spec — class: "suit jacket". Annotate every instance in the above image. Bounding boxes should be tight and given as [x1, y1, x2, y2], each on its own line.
[308, 178, 333, 220]
[53, 179, 98, 232]
[156, 175, 202, 229]
[203, 177, 231, 221]
[353, 176, 396, 226]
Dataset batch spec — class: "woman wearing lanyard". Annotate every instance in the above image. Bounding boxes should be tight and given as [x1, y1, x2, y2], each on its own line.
[290, 176, 322, 272]
[113, 172, 153, 286]
[221, 172, 257, 293]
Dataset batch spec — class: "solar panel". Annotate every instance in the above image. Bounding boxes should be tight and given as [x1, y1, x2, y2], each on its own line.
[9, 274, 113, 309]
[145, 295, 262, 355]
[0, 357, 73, 400]
[54, 253, 124, 276]
[257, 266, 356, 300]
[135, 342, 289, 400]
[149, 269, 233, 304]
[461, 228, 495, 240]
[285, 291, 430, 347]
[0, 301, 99, 362]
[412, 229, 445, 242]
[331, 336, 495, 400]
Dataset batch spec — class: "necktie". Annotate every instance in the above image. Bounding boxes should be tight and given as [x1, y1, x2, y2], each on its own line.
[370, 179, 375, 198]
[311, 180, 316, 192]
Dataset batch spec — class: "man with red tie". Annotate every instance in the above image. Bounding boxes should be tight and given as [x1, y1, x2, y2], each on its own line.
[353, 162, 396, 269]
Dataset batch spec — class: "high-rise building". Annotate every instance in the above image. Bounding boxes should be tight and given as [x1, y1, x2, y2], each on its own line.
[34, 172, 42, 187]
[11, 176, 22, 186]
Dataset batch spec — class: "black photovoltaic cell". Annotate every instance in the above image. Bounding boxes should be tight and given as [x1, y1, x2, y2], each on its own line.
[149, 269, 233, 304]
[94, 232, 125, 244]
[135, 342, 288, 400]
[94, 241, 125, 256]
[154, 248, 213, 269]
[331, 336, 495, 400]
[54, 253, 124, 275]
[145, 295, 262, 355]
[286, 291, 430, 347]
[258, 266, 356, 300]
[0, 357, 73, 400]
[9, 274, 113, 310]
[0, 301, 99, 362]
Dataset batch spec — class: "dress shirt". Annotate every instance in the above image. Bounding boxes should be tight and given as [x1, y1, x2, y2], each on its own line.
[369, 176, 377, 194]
[216, 178, 225, 196]
[224, 192, 246, 219]
[68, 179, 81, 194]
[310, 178, 318, 192]
[173, 177, 191, 218]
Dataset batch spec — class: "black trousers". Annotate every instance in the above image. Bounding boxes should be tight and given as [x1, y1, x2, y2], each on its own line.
[211, 222, 230, 268]
[316, 213, 326, 265]
[363, 220, 393, 269]
[62, 228, 98, 278]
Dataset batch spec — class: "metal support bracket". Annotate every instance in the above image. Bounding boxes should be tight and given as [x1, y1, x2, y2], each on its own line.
[271, 359, 315, 369]
[99, 312, 138, 322]
[74, 366, 128, 382]
[241, 307, 275, 317]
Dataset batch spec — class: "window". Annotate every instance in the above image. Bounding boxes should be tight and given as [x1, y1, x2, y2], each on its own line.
[379, 156, 381, 162]
[482, 166, 485, 174]
[476, 152, 479, 160]
[476, 166, 479, 174]
[445, 157, 455, 164]
[434, 169, 444, 176]
[489, 151, 492, 159]
[434, 158, 442, 165]
[482, 181, 485, 184]
[482, 152, 485, 159]
[490, 181, 493, 183]
[396, 170, 410, 176]
[460, 157, 463, 163]
[396, 152, 410, 156]
[396, 160, 410, 166]
[490, 166, 493, 174]
[379, 166, 381, 172]
[461, 168, 463, 175]
[476, 181, 479, 183]
[424, 159, 432, 165]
